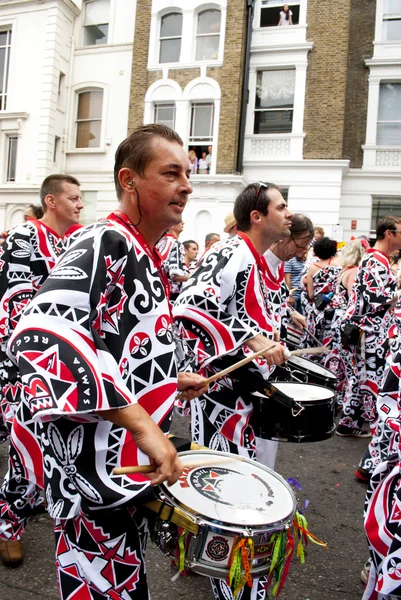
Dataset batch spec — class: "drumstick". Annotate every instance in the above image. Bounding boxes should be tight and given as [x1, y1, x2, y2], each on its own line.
[113, 456, 239, 476]
[175, 345, 277, 400]
[290, 346, 329, 357]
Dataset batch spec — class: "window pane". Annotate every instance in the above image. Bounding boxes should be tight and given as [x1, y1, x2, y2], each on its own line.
[378, 83, 401, 121]
[197, 10, 221, 34]
[154, 104, 175, 129]
[76, 120, 101, 148]
[254, 110, 293, 134]
[196, 35, 219, 61]
[377, 122, 401, 145]
[77, 91, 103, 120]
[160, 13, 182, 38]
[83, 23, 108, 45]
[256, 70, 295, 109]
[192, 104, 214, 138]
[383, 18, 401, 40]
[7, 137, 17, 182]
[384, 0, 401, 12]
[85, 0, 110, 25]
[159, 38, 181, 63]
[0, 32, 9, 47]
[0, 48, 5, 94]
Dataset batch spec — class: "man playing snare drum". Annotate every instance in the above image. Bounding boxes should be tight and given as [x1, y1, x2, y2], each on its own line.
[7, 124, 207, 600]
[173, 182, 292, 600]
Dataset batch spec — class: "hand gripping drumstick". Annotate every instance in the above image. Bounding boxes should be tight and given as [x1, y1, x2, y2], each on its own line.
[113, 456, 240, 476]
[176, 344, 329, 400]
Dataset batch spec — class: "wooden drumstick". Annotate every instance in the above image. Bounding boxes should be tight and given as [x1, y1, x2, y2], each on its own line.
[175, 345, 277, 400]
[113, 456, 239, 476]
[290, 346, 329, 357]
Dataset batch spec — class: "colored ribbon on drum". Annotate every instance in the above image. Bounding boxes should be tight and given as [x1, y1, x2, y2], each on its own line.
[227, 537, 255, 598]
[264, 510, 327, 598]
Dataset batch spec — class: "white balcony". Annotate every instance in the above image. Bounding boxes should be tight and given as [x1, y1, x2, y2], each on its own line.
[243, 133, 304, 163]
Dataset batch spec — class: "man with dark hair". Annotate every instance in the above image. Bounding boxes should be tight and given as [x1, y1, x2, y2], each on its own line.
[183, 239, 199, 273]
[6, 125, 206, 598]
[173, 181, 292, 600]
[337, 216, 401, 482]
[0, 173, 84, 564]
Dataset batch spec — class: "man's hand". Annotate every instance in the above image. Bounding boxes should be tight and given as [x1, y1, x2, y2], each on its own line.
[290, 311, 306, 330]
[101, 404, 182, 486]
[247, 334, 287, 366]
[177, 372, 208, 401]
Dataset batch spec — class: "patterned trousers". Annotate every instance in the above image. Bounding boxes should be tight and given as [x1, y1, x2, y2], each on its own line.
[55, 508, 149, 600]
[190, 394, 270, 600]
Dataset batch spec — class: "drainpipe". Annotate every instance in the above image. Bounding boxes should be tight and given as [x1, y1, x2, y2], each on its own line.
[236, 0, 255, 175]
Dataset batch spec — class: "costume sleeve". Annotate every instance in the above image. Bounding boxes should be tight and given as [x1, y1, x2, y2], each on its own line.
[358, 256, 397, 324]
[173, 244, 263, 367]
[165, 240, 186, 279]
[0, 224, 37, 347]
[9, 227, 139, 422]
[377, 352, 401, 437]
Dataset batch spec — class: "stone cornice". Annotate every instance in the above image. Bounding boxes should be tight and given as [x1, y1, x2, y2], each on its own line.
[75, 43, 133, 56]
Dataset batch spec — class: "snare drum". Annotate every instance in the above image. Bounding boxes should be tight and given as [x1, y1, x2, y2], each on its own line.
[274, 355, 337, 390]
[150, 450, 296, 581]
[251, 382, 336, 443]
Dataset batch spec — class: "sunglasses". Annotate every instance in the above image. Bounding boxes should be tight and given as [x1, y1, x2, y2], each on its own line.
[290, 236, 311, 251]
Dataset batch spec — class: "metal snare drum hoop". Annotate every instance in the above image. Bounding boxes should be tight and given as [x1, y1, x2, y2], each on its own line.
[159, 450, 296, 534]
[272, 382, 335, 404]
[286, 356, 337, 385]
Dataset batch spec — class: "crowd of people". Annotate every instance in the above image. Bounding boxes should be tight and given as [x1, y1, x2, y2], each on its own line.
[0, 123, 399, 600]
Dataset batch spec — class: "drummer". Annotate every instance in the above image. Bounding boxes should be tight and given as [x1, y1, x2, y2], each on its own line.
[173, 182, 291, 600]
[7, 124, 208, 600]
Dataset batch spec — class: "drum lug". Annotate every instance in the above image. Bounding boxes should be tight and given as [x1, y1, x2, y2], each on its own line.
[291, 402, 305, 418]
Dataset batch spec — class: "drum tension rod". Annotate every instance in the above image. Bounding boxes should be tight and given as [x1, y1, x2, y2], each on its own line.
[292, 404, 305, 418]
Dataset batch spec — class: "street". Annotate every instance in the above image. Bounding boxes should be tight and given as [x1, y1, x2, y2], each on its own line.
[0, 414, 368, 600]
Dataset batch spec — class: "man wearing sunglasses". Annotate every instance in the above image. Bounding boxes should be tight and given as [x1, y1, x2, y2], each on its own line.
[173, 182, 293, 600]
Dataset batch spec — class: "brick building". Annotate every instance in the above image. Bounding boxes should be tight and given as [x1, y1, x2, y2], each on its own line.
[0, 0, 399, 244]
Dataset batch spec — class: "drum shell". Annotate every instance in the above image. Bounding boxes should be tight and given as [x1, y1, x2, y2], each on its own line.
[152, 450, 296, 579]
[273, 357, 337, 391]
[251, 382, 336, 443]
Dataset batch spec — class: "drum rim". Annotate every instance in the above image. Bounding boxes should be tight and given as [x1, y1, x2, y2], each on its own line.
[272, 380, 336, 401]
[286, 355, 337, 380]
[160, 450, 296, 532]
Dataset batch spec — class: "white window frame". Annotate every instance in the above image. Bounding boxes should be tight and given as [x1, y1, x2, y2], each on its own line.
[194, 8, 222, 62]
[69, 84, 107, 153]
[382, 0, 401, 41]
[0, 29, 12, 111]
[376, 81, 401, 146]
[148, 2, 227, 69]
[82, 0, 110, 47]
[6, 134, 17, 183]
[153, 102, 176, 129]
[258, 0, 301, 27]
[158, 11, 183, 64]
[253, 68, 295, 135]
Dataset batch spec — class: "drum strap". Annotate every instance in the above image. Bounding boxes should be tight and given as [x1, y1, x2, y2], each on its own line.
[144, 499, 199, 535]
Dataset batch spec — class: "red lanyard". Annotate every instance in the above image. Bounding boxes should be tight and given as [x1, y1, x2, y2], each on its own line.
[237, 231, 271, 279]
[108, 211, 172, 308]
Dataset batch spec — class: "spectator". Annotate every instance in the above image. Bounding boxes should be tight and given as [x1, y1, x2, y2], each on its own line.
[188, 149, 198, 174]
[206, 145, 212, 171]
[278, 4, 293, 26]
[285, 248, 308, 314]
[183, 240, 199, 274]
[198, 151, 209, 174]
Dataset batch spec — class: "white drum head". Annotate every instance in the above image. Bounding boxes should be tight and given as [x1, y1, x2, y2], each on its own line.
[288, 356, 336, 380]
[274, 382, 335, 402]
[163, 451, 295, 528]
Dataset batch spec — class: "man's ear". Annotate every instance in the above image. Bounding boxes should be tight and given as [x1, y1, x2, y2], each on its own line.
[43, 194, 56, 210]
[119, 168, 138, 193]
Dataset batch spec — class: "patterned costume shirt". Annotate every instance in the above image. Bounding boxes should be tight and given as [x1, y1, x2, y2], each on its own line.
[173, 233, 275, 455]
[0, 220, 77, 427]
[9, 214, 178, 519]
[156, 233, 186, 297]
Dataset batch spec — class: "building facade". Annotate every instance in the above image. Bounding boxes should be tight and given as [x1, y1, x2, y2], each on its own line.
[0, 0, 399, 246]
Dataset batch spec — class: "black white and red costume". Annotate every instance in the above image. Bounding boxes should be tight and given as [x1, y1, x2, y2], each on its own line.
[8, 212, 178, 599]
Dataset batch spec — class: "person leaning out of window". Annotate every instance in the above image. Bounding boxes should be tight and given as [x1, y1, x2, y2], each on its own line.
[278, 4, 293, 26]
